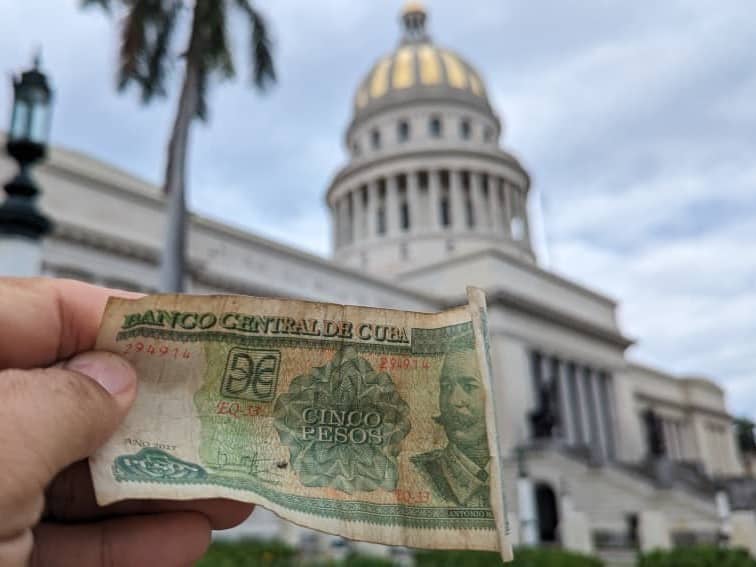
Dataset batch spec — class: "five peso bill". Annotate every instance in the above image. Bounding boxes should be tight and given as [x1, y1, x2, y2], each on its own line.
[90, 287, 513, 561]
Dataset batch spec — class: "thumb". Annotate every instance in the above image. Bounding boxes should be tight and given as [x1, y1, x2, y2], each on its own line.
[0, 351, 136, 508]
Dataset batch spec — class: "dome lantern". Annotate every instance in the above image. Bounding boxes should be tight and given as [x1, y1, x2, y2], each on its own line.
[401, 2, 429, 43]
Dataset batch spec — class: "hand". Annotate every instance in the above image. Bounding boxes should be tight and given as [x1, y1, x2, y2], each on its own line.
[0, 278, 254, 567]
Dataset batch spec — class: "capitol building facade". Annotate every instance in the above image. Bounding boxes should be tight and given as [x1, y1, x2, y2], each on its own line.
[2, 3, 755, 561]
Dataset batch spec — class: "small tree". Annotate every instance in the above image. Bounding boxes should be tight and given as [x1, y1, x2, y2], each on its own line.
[82, 0, 276, 291]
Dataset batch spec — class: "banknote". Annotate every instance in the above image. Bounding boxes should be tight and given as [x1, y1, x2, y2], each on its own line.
[90, 287, 512, 560]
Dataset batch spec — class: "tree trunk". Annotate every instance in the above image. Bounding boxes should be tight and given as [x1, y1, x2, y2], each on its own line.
[159, 5, 203, 293]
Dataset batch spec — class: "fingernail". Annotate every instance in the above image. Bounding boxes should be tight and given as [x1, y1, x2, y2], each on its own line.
[65, 351, 137, 395]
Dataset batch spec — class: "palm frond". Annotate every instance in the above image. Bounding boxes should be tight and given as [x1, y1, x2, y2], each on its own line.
[185, 0, 235, 120]
[117, 0, 182, 103]
[144, 0, 182, 100]
[234, 0, 276, 90]
[80, 0, 112, 11]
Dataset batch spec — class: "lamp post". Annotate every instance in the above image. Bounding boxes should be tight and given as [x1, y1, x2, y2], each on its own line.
[0, 56, 54, 276]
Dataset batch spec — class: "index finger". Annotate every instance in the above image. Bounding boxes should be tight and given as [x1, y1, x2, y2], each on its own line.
[0, 277, 142, 369]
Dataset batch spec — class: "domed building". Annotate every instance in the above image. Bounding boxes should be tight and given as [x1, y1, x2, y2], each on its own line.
[2, 2, 754, 562]
[328, 3, 534, 276]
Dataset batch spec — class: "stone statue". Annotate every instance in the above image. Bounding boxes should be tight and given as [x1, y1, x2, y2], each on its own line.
[530, 381, 557, 439]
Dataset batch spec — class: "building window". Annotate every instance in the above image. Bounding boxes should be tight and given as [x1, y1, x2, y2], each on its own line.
[371, 128, 381, 149]
[429, 115, 442, 138]
[352, 140, 361, 156]
[460, 118, 471, 140]
[398, 120, 410, 142]
[484, 126, 494, 143]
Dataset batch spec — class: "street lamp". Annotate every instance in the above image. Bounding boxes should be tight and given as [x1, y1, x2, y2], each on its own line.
[0, 55, 54, 276]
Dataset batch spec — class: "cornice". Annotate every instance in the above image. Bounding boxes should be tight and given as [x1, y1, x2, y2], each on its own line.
[400, 246, 619, 307]
[326, 146, 530, 204]
[485, 288, 634, 350]
[51, 220, 443, 307]
[635, 392, 732, 422]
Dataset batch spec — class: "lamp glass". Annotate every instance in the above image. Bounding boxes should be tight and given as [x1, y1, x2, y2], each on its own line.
[9, 100, 30, 141]
[28, 100, 50, 144]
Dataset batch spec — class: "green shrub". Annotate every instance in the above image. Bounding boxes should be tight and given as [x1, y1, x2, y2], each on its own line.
[197, 539, 296, 567]
[638, 546, 756, 567]
[414, 547, 603, 567]
[197, 541, 605, 567]
[339, 555, 394, 567]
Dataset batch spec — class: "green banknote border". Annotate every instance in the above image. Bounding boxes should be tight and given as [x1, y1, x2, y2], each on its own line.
[113, 448, 495, 530]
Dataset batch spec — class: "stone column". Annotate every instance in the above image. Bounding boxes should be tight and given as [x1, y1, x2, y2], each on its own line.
[575, 367, 593, 448]
[488, 174, 502, 233]
[522, 189, 532, 245]
[332, 198, 342, 249]
[449, 170, 466, 231]
[428, 169, 441, 231]
[557, 360, 576, 445]
[385, 174, 400, 236]
[351, 189, 362, 243]
[517, 476, 538, 546]
[470, 171, 488, 232]
[590, 372, 609, 461]
[406, 170, 421, 233]
[365, 180, 378, 240]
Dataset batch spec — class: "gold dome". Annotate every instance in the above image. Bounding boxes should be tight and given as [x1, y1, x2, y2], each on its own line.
[354, 43, 488, 112]
[353, 5, 491, 118]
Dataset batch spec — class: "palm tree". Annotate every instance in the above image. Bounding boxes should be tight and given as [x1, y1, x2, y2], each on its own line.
[82, 0, 276, 291]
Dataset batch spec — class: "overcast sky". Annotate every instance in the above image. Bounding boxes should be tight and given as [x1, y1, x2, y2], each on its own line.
[1, 1, 754, 418]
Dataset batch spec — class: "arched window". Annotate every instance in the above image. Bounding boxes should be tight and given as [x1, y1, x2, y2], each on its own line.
[484, 126, 495, 143]
[371, 128, 381, 149]
[460, 119, 471, 140]
[398, 120, 410, 142]
[535, 483, 559, 543]
[352, 140, 361, 156]
[429, 115, 442, 138]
